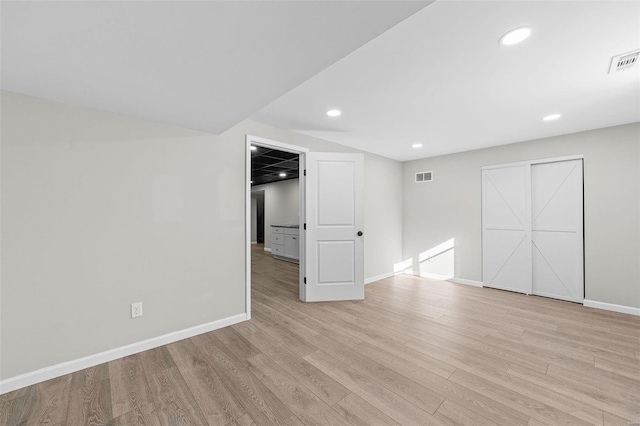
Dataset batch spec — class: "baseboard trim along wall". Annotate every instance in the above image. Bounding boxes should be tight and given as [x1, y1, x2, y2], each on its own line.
[448, 277, 484, 287]
[409, 271, 484, 288]
[583, 300, 640, 316]
[0, 313, 248, 395]
[364, 271, 395, 285]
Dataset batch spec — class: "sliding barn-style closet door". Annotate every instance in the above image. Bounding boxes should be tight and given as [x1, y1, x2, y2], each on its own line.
[482, 157, 584, 303]
[531, 160, 584, 302]
[482, 165, 532, 294]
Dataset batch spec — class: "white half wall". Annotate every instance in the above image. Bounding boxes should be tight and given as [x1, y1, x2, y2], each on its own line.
[403, 123, 640, 310]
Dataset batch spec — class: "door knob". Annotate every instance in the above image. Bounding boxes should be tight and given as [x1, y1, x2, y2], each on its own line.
[357, 231, 363, 236]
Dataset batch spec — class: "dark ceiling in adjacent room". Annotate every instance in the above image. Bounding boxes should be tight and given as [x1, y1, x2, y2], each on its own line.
[251, 147, 299, 186]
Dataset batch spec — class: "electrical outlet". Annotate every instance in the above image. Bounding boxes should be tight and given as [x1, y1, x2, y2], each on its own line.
[131, 302, 142, 318]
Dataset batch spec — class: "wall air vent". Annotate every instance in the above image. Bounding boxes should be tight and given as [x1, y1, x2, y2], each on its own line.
[609, 49, 639, 74]
[415, 171, 433, 183]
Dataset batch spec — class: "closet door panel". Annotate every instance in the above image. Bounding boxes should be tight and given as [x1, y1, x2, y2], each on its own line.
[532, 231, 582, 301]
[483, 229, 530, 293]
[484, 166, 528, 226]
[531, 160, 584, 302]
[482, 165, 531, 294]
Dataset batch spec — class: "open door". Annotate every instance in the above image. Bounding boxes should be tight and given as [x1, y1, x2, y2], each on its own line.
[304, 152, 364, 302]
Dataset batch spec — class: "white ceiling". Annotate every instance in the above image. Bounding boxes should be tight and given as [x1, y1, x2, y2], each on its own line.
[252, 0, 640, 161]
[3, 1, 638, 162]
[1, 1, 428, 135]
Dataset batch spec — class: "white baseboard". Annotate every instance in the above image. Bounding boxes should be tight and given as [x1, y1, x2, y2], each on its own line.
[408, 271, 483, 288]
[264, 247, 272, 252]
[448, 277, 483, 288]
[407, 275, 634, 314]
[364, 272, 395, 285]
[251, 241, 257, 244]
[415, 271, 452, 281]
[583, 300, 640, 316]
[0, 313, 248, 395]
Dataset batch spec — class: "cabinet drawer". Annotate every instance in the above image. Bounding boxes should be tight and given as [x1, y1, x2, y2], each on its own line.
[284, 228, 299, 236]
[273, 234, 283, 244]
[272, 227, 283, 234]
[272, 244, 283, 255]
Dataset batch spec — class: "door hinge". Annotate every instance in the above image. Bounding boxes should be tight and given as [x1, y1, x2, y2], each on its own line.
[304, 169, 306, 176]
[304, 277, 307, 284]
[304, 223, 306, 230]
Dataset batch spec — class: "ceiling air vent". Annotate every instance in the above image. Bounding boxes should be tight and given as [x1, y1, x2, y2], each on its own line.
[609, 49, 639, 74]
[415, 171, 433, 183]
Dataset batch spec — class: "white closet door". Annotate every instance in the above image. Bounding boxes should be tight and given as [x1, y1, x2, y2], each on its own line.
[531, 160, 584, 302]
[482, 165, 532, 294]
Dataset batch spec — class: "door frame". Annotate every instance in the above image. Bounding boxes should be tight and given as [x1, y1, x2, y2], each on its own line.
[245, 135, 309, 318]
[481, 154, 584, 170]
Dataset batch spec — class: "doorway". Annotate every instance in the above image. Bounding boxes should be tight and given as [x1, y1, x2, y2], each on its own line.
[245, 135, 366, 316]
[245, 135, 308, 318]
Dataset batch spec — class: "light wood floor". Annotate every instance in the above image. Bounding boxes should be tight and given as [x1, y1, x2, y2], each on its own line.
[2, 244, 639, 425]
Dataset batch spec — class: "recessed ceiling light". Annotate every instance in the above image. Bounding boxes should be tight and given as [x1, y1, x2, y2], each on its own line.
[500, 27, 532, 46]
[326, 109, 341, 117]
[412, 143, 423, 148]
[543, 113, 561, 121]
[250, 146, 257, 151]
[279, 173, 287, 177]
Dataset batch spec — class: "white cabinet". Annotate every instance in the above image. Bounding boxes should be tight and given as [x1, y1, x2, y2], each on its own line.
[284, 234, 300, 259]
[271, 226, 299, 263]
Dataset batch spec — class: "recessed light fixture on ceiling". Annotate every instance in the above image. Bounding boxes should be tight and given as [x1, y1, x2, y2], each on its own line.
[279, 172, 287, 177]
[250, 146, 257, 151]
[326, 109, 341, 117]
[543, 113, 561, 121]
[500, 27, 532, 46]
[412, 143, 423, 148]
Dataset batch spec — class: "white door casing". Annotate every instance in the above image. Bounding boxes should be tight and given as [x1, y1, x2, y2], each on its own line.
[482, 165, 532, 294]
[304, 152, 364, 302]
[531, 160, 584, 302]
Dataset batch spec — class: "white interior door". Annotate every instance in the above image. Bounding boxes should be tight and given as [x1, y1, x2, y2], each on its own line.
[531, 160, 584, 302]
[304, 152, 364, 302]
[482, 165, 532, 294]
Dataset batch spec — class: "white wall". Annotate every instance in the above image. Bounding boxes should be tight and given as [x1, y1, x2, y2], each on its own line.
[361, 153, 404, 282]
[403, 123, 640, 309]
[252, 179, 299, 250]
[1, 91, 246, 381]
[1, 91, 404, 381]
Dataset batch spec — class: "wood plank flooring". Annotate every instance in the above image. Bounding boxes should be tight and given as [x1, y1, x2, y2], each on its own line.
[2, 244, 639, 425]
